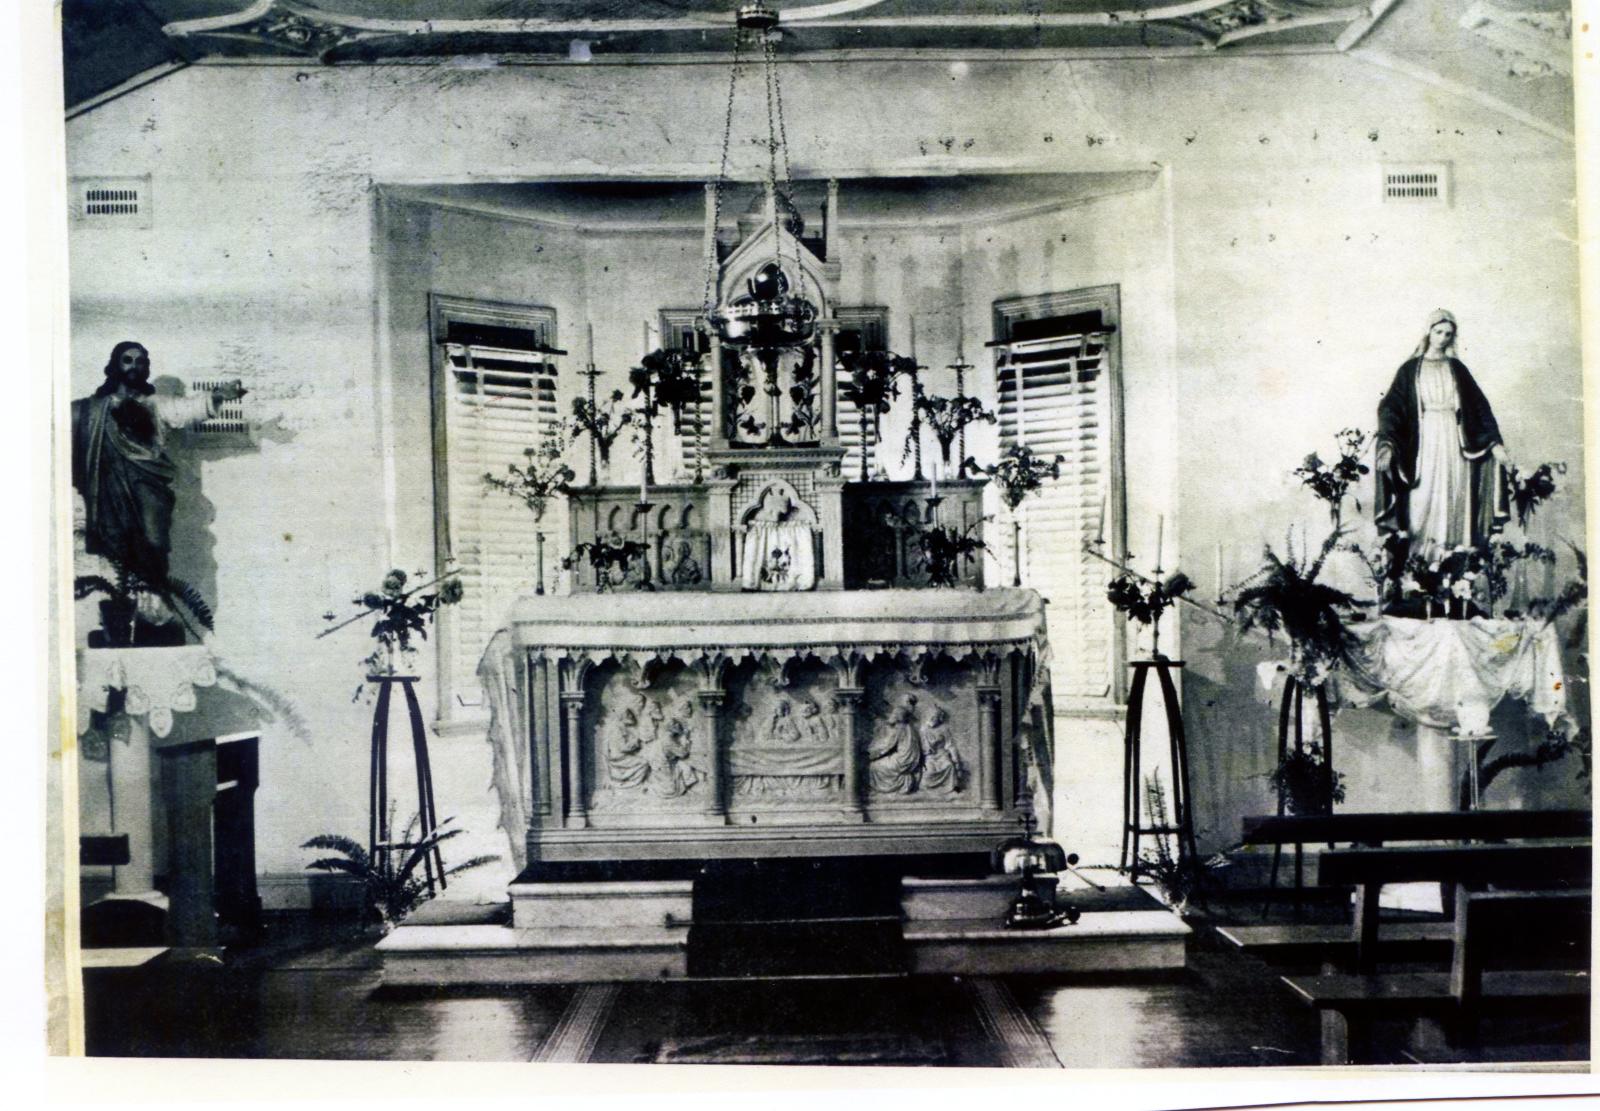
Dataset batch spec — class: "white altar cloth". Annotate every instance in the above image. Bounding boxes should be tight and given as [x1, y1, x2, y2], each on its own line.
[489, 587, 1049, 663]
[1336, 616, 1568, 733]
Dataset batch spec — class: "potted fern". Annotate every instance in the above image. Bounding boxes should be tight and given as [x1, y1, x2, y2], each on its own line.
[75, 553, 215, 648]
[303, 813, 498, 931]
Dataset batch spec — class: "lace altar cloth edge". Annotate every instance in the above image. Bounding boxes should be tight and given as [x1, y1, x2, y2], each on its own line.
[76, 645, 218, 739]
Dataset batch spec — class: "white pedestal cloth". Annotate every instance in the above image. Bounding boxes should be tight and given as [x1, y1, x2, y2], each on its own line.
[75, 646, 216, 897]
[1336, 616, 1569, 734]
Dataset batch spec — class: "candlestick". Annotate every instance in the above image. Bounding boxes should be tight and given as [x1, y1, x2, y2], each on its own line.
[584, 322, 595, 367]
[1154, 515, 1164, 574]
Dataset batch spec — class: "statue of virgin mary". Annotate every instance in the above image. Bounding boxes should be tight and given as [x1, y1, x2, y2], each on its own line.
[1375, 309, 1509, 566]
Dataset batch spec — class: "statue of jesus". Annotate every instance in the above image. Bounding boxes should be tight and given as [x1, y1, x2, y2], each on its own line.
[71, 341, 246, 582]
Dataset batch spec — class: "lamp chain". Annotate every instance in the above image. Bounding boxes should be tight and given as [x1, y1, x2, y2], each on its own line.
[701, 28, 745, 318]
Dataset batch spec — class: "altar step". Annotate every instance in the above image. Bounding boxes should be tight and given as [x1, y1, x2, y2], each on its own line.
[686, 858, 905, 978]
[377, 875, 1192, 987]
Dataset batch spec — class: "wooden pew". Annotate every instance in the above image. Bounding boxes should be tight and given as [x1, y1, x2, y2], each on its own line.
[1278, 841, 1591, 1064]
[1219, 810, 1592, 964]
[1241, 809, 1591, 848]
[1319, 841, 1589, 974]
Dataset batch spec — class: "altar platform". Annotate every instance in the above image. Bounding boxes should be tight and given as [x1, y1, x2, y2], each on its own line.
[376, 873, 1191, 987]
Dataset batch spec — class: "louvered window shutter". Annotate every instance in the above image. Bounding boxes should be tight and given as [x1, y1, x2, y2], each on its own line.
[438, 313, 560, 711]
[997, 302, 1121, 704]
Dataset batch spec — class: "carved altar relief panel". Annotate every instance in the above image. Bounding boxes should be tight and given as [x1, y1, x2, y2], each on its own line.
[586, 661, 707, 813]
[860, 656, 980, 809]
[724, 658, 844, 804]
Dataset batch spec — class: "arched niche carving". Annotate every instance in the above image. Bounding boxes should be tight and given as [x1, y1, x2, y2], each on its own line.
[738, 479, 819, 530]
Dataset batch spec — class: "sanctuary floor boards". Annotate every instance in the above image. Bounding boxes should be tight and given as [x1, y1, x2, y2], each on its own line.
[80, 907, 1585, 1067]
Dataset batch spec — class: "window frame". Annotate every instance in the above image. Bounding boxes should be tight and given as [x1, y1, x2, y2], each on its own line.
[992, 284, 1128, 708]
[428, 293, 559, 722]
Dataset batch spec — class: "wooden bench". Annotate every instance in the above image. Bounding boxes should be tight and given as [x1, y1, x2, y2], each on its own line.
[1319, 841, 1590, 974]
[1221, 810, 1592, 965]
[1241, 809, 1591, 849]
[1278, 843, 1591, 1064]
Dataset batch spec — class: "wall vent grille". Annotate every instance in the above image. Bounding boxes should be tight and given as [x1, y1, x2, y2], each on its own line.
[1382, 164, 1449, 205]
[72, 176, 152, 227]
[189, 380, 248, 434]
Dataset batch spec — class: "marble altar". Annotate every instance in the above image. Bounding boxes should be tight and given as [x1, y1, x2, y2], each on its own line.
[480, 588, 1055, 867]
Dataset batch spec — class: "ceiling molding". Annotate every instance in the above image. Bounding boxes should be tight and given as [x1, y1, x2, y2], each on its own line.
[1335, 0, 1403, 50]
[158, 0, 1381, 60]
[1459, 1, 1572, 78]
[1350, 46, 1573, 144]
[64, 61, 190, 120]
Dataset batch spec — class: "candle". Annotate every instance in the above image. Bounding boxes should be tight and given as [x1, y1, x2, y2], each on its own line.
[1155, 515, 1164, 571]
[584, 322, 595, 367]
[1095, 496, 1106, 545]
[956, 315, 965, 362]
[1215, 542, 1224, 601]
[643, 320, 652, 357]
[908, 315, 916, 362]
[640, 460, 649, 505]
[930, 459, 939, 500]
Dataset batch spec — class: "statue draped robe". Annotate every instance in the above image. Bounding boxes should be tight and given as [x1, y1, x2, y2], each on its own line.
[71, 392, 211, 581]
[1375, 356, 1506, 561]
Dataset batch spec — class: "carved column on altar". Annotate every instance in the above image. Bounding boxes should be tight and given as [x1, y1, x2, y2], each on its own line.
[833, 652, 866, 818]
[816, 468, 846, 589]
[559, 657, 593, 829]
[818, 320, 838, 441]
[694, 653, 731, 821]
[976, 651, 1004, 813]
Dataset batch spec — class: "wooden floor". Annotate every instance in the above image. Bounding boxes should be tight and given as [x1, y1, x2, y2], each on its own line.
[79, 907, 1586, 1067]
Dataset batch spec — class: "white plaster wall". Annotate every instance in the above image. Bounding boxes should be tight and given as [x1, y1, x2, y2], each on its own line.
[64, 53, 1582, 885]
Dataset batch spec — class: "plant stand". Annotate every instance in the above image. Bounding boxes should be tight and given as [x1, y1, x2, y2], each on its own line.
[1119, 657, 1202, 897]
[367, 675, 445, 896]
[1266, 675, 1336, 914]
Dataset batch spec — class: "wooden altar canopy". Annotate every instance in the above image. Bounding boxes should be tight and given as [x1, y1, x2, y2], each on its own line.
[479, 587, 1055, 865]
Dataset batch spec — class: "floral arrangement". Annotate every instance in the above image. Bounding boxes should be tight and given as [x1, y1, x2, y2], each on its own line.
[631, 348, 705, 435]
[1232, 532, 1361, 687]
[985, 444, 1065, 512]
[482, 436, 575, 523]
[837, 350, 912, 478]
[569, 389, 635, 467]
[303, 813, 497, 931]
[1398, 541, 1558, 618]
[1266, 743, 1346, 816]
[916, 393, 996, 468]
[1106, 571, 1194, 628]
[563, 535, 650, 593]
[319, 567, 464, 677]
[1293, 428, 1370, 525]
[919, 522, 990, 587]
[1506, 461, 1565, 529]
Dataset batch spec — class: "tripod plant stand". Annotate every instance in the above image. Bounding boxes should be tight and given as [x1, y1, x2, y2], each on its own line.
[1118, 654, 1202, 897]
[366, 674, 445, 897]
